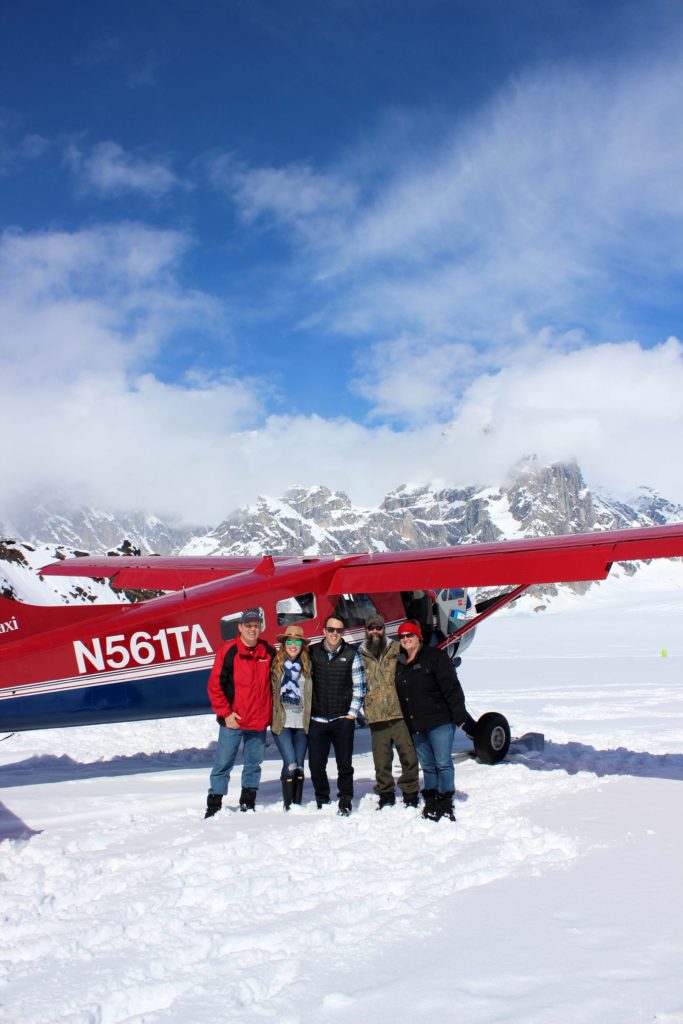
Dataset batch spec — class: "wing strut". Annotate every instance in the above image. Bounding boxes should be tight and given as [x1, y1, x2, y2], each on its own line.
[437, 584, 530, 649]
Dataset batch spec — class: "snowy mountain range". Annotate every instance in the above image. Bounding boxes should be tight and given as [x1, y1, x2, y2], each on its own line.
[2, 458, 682, 606]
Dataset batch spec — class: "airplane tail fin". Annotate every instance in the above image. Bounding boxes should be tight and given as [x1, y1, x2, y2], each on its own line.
[0, 594, 117, 648]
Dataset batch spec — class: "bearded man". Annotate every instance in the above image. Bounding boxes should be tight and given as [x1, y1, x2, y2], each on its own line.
[359, 614, 419, 808]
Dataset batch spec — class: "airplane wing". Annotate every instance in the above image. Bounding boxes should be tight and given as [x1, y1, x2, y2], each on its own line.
[38, 524, 683, 594]
[324, 524, 683, 591]
[39, 555, 286, 590]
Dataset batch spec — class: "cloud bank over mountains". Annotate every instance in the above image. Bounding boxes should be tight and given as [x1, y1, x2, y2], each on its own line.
[2, 13, 683, 522]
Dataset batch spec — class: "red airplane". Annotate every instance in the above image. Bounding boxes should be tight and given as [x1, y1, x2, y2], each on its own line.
[1, 524, 683, 763]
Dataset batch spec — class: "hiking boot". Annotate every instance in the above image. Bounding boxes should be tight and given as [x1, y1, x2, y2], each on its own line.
[337, 795, 352, 816]
[421, 788, 439, 821]
[239, 787, 257, 812]
[204, 793, 223, 819]
[401, 791, 419, 808]
[437, 791, 456, 822]
[377, 792, 396, 810]
[316, 796, 331, 809]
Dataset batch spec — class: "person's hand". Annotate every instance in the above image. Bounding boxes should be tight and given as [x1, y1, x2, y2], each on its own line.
[225, 712, 242, 729]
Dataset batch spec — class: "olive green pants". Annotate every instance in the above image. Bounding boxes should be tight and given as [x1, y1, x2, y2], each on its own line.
[369, 718, 419, 796]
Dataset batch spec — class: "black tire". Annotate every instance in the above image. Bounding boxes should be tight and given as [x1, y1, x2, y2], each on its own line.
[474, 712, 511, 764]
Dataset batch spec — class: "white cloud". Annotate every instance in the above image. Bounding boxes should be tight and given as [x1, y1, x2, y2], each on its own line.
[209, 154, 357, 245]
[66, 140, 181, 196]
[220, 52, 683, 435]
[2, 223, 683, 522]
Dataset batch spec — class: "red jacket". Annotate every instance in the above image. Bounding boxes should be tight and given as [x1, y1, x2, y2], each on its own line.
[207, 636, 274, 730]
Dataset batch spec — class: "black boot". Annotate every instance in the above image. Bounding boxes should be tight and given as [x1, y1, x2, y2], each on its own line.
[437, 791, 456, 822]
[421, 788, 439, 821]
[402, 791, 419, 808]
[204, 793, 223, 819]
[239, 787, 257, 812]
[377, 791, 396, 810]
[337, 795, 352, 816]
[293, 769, 305, 805]
[281, 774, 296, 811]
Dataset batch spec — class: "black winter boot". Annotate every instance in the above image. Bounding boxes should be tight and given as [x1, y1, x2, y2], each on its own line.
[402, 791, 419, 808]
[437, 791, 456, 822]
[281, 774, 296, 811]
[377, 791, 396, 810]
[421, 788, 439, 821]
[293, 769, 305, 805]
[337, 795, 352, 816]
[204, 793, 223, 819]
[239, 787, 257, 812]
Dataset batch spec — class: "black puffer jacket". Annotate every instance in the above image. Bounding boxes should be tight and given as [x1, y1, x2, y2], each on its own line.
[395, 644, 467, 733]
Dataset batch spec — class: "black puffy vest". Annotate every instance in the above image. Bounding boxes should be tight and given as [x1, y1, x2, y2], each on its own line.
[310, 639, 355, 719]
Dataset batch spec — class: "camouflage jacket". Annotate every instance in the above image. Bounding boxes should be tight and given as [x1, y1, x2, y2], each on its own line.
[359, 638, 402, 724]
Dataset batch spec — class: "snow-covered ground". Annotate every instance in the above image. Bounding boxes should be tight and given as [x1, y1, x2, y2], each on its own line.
[2, 561, 683, 1023]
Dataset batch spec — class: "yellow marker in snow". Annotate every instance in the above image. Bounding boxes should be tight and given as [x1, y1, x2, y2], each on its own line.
[661, 648, 668, 657]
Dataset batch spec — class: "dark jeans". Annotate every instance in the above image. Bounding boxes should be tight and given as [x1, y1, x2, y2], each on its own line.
[369, 718, 419, 796]
[307, 717, 355, 801]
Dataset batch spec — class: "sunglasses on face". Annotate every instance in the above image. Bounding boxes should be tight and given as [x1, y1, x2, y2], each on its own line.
[366, 626, 384, 633]
[325, 626, 344, 634]
[399, 633, 418, 640]
[285, 638, 303, 647]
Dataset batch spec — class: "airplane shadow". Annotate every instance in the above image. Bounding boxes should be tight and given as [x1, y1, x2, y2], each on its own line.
[3, 733, 680, 799]
[509, 739, 683, 782]
[0, 801, 43, 841]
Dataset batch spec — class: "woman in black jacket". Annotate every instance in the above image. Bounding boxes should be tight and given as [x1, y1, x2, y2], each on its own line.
[394, 620, 467, 822]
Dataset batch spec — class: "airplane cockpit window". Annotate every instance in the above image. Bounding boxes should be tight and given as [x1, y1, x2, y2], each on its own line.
[276, 593, 316, 627]
[332, 593, 378, 628]
[220, 607, 265, 642]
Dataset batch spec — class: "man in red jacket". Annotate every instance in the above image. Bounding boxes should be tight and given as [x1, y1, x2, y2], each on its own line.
[204, 608, 274, 818]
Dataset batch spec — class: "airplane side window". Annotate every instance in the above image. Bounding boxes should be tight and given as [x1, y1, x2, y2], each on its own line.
[220, 607, 265, 642]
[332, 593, 378, 629]
[276, 593, 316, 627]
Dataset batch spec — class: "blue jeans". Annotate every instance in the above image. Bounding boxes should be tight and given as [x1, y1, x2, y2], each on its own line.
[272, 727, 308, 778]
[208, 726, 267, 795]
[412, 722, 455, 793]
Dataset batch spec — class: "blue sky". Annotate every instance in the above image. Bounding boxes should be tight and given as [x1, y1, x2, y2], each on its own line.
[2, 0, 683, 523]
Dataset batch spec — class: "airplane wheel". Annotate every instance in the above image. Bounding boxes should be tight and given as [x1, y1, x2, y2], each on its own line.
[474, 712, 511, 764]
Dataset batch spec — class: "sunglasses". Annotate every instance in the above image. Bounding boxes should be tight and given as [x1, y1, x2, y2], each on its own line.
[366, 627, 384, 633]
[399, 632, 418, 640]
[325, 626, 344, 634]
[284, 638, 303, 646]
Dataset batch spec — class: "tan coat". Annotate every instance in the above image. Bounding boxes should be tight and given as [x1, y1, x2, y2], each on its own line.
[270, 660, 312, 734]
[359, 638, 402, 724]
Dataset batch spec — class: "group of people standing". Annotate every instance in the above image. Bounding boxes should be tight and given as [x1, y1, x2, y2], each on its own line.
[204, 606, 469, 823]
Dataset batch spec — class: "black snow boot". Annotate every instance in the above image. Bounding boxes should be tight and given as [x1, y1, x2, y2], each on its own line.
[377, 791, 396, 810]
[281, 774, 296, 811]
[402, 791, 419, 808]
[239, 787, 257, 812]
[293, 769, 305, 805]
[337, 795, 353, 816]
[421, 788, 439, 821]
[437, 791, 456, 822]
[204, 793, 223, 819]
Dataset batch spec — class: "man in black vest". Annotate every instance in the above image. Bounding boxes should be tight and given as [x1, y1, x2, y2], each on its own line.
[308, 614, 366, 815]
